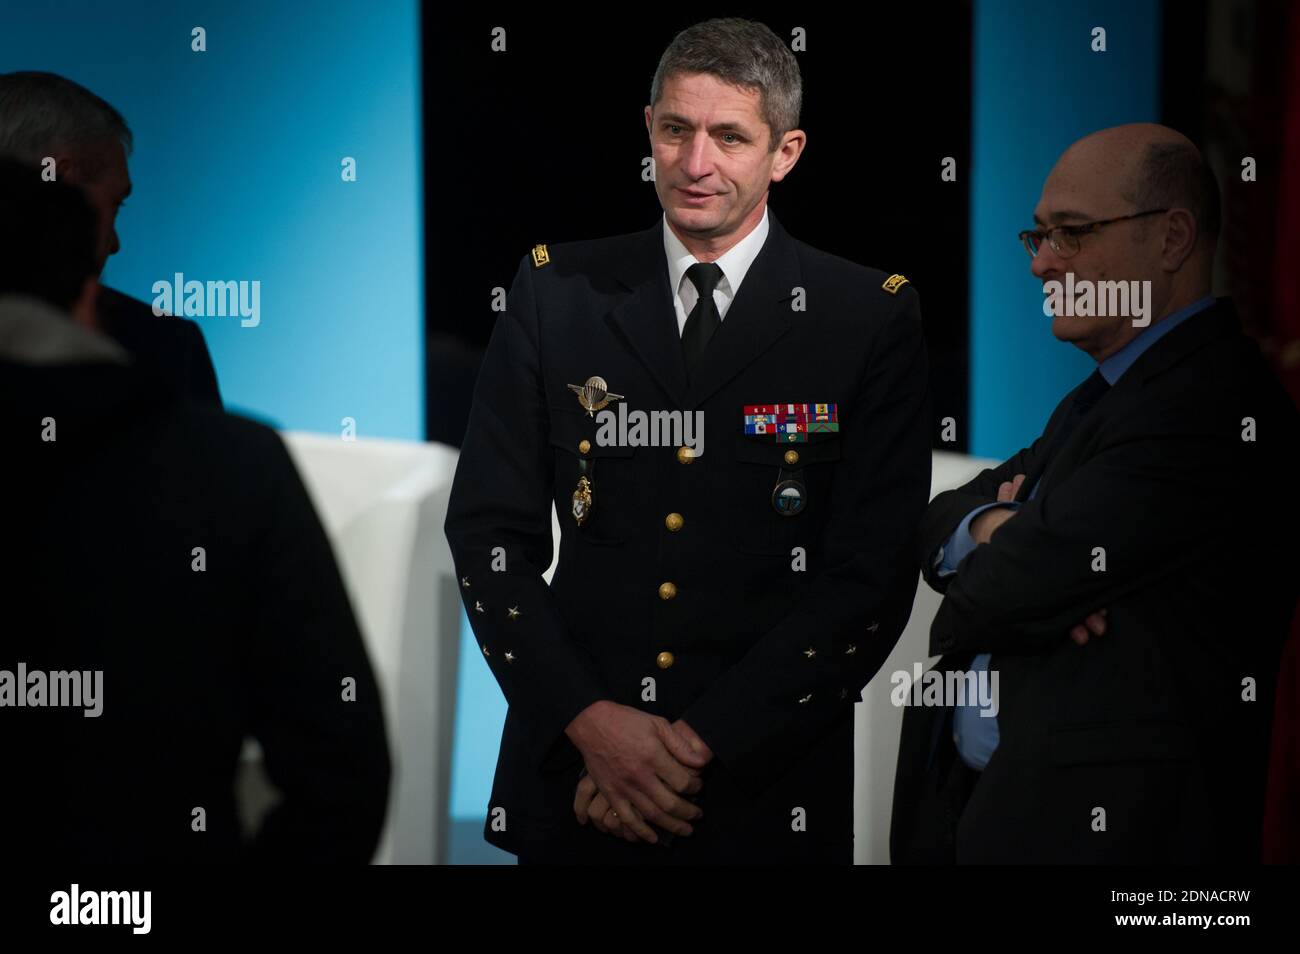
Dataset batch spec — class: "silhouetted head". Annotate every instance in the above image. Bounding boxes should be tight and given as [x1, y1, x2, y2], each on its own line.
[0, 71, 133, 277]
[0, 156, 100, 324]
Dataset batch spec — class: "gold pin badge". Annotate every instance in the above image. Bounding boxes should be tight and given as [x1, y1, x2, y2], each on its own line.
[531, 244, 550, 268]
[882, 273, 910, 295]
[566, 376, 624, 417]
[572, 475, 593, 525]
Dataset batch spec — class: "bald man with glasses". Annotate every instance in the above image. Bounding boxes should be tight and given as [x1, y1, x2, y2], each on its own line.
[891, 123, 1300, 864]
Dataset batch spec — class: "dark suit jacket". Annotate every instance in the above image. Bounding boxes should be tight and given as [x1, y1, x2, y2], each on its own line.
[891, 299, 1300, 864]
[98, 285, 223, 405]
[0, 350, 388, 863]
[445, 209, 931, 863]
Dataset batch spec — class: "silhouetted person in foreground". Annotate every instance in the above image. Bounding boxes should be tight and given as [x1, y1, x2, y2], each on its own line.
[0, 159, 389, 862]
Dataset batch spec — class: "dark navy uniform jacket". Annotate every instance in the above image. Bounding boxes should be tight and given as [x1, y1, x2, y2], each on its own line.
[445, 208, 931, 863]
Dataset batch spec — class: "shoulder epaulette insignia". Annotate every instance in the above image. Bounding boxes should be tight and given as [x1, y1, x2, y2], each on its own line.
[531, 244, 550, 268]
[882, 273, 909, 295]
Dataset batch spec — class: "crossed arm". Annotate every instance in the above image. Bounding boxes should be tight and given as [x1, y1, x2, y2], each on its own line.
[958, 473, 1107, 647]
[922, 406, 1228, 658]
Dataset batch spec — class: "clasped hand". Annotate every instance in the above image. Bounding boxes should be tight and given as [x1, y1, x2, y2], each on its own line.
[968, 473, 1108, 647]
[567, 701, 712, 844]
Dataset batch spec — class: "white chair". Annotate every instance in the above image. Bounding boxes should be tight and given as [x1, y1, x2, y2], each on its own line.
[854, 451, 999, 864]
[237, 432, 463, 864]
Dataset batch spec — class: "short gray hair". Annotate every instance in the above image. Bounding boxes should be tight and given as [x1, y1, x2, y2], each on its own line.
[649, 18, 801, 153]
[0, 71, 133, 178]
[1123, 140, 1222, 245]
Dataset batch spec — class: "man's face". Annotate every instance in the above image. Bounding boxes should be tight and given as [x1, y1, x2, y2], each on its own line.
[1030, 156, 1163, 358]
[645, 72, 796, 241]
[63, 139, 131, 277]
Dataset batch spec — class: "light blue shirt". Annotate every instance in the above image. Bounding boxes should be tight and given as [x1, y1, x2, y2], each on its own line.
[937, 295, 1215, 770]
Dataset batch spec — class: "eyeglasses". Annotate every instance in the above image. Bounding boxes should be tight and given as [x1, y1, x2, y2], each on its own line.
[1018, 208, 1169, 259]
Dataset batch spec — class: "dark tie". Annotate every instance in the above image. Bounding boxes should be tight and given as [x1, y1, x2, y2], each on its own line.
[681, 262, 724, 379]
[1022, 368, 1110, 496]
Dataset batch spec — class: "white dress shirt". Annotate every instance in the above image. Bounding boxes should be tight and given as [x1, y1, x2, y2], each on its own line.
[662, 205, 770, 337]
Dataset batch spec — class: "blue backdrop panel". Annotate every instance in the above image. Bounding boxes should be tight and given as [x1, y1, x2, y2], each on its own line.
[0, 0, 423, 438]
[970, 0, 1160, 458]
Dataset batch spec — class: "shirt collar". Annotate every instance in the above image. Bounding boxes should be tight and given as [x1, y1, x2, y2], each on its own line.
[1098, 294, 1216, 385]
[0, 293, 130, 366]
[663, 205, 770, 302]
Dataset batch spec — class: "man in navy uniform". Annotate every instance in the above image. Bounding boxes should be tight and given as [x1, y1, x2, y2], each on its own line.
[445, 17, 931, 864]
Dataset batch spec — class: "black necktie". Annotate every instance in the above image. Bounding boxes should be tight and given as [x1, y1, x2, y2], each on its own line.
[681, 262, 724, 379]
[1022, 368, 1110, 496]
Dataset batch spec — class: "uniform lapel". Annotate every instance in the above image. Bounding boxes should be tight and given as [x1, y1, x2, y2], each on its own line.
[605, 222, 688, 408]
[684, 210, 800, 409]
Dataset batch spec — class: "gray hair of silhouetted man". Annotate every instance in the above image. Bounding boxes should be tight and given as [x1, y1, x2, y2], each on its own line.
[0, 71, 134, 277]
